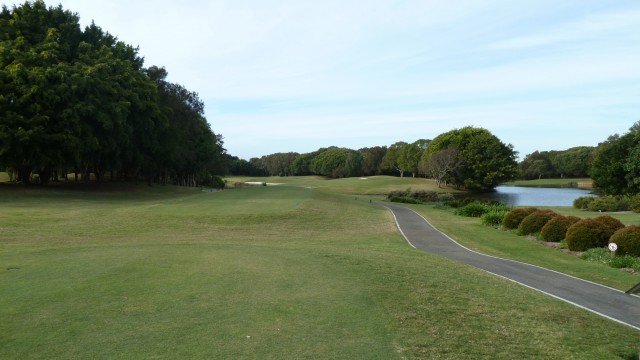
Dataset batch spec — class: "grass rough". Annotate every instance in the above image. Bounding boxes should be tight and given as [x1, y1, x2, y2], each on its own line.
[1, 179, 639, 359]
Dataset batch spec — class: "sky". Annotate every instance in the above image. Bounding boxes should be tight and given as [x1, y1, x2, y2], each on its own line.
[6, 0, 640, 160]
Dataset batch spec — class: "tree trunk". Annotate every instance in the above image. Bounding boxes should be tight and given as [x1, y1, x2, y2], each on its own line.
[18, 166, 32, 185]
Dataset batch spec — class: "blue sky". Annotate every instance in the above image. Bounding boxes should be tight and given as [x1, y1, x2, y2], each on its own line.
[11, 0, 640, 160]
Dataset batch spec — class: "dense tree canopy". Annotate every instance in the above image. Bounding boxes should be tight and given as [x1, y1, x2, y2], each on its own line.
[590, 122, 640, 195]
[398, 140, 429, 178]
[358, 146, 387, 176]
[424, 127, 518, 190]
[519, 151, 553, 180]
[0, 1, 225, 185]
[380, 141, 408, 177]
[250, 128, 518, 191]
[310, 148, 362, 178]
[518, 147, 594, 180]
[552, 146, 594, 178]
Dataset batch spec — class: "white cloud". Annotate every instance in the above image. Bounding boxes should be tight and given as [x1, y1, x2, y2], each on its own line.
[490, 7, 640, 50]
[11, 0, 640, 159]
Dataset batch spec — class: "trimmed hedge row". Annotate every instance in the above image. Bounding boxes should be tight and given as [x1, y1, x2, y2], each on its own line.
[540, 215, 580, 242]
[565, 217, 622, 252]
[517, 210, 557, 236]
[502, 208, 639, 255]
[609, 225, 640, 256]
[502, 207, 538, 230]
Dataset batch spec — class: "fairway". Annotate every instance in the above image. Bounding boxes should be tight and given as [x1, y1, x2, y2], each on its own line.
[1, 182, 639, 359]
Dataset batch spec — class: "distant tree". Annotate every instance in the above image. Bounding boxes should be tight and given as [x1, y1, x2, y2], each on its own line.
[358, 146, 387, 176]
[422, 148, 461, 188]
[426, 127, 518, 190]
[225, 156, 264, 176]
[591, 133, 636, 195]
[590, 122, 640, 195]
[291, 149, 327, 176]
[380, 141, 408, 177]
[551, 146, 594, 178]
[398, 140, 429, 178]
[259, 152, 299, 176]
[310, 148, 362, 178]
[397, 144, 419, 177]
[249, 157, 266, 175]
[519, 151, 553, 179]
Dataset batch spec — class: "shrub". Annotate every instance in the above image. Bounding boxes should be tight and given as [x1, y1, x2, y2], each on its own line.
[573, 196, 595, 210]
[540, 215, 581, 242]
[199, 174, 226, 189]
[587, 196, 629, 212]
[445, 197, 476, 208]
[481, 209, 509, 227]
[454, 201, 509, 218]
[609, 225, 640, 257]
[593, 215, 625, 236]
[387, 190, 409, 199]
[454, 202, 488, 217]
[581, 247, 640, 271]
[502, 207, 538, 230]
[411, 190, 439, 202]
[517, 210, 557, 236]
[388, 196, 420, 204]
[565, 219, 611, 251]
[437, 193, 454, 202]
[628, 194, 640, 213]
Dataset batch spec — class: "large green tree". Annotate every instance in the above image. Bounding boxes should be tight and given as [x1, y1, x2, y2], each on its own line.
[551, 146, 594, 178]
[259, 152, 299, 176]
[0, 1, 83, 183]
[519, 151, 553, 180]
[591, 122, 640, 195]
[425, 127, 518, 190]
[380, 141, 408, 177]
[358, 146, 387, 176]
[398, 140, 429, 178]
[310, 147, 362, 178]
[0, 1, 225, 186]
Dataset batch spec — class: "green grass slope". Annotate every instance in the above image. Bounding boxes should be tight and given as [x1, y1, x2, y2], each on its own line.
[0, 183, 638, 359]
[225, 175, 456, 196]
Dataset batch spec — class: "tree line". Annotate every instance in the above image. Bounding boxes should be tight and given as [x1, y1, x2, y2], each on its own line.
[511, 122, 640, 196]
[518, 147, 594, 180]
[590, 121, 640, 196]
[231, 121, 640, 196]
[232, 126, 520, 191]
[0, 1, 225, 186]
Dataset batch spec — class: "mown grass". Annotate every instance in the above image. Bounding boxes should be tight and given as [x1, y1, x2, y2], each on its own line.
[0, 172, 9, 182]
[1, 182, 639, 359]
[505, 178, 592, 188]
[225, 175, 456, 196]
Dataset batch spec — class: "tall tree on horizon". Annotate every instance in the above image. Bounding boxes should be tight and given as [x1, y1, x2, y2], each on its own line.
[425, 127, 518, 190]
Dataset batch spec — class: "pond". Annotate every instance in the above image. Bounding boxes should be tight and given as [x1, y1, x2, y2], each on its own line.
[470, 186, 596, 207]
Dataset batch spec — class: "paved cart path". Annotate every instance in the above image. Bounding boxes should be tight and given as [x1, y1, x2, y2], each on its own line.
[381, 203, 640, 331]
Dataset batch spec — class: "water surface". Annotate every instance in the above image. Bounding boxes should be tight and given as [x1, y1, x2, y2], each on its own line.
[472, 186, 595, 207]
